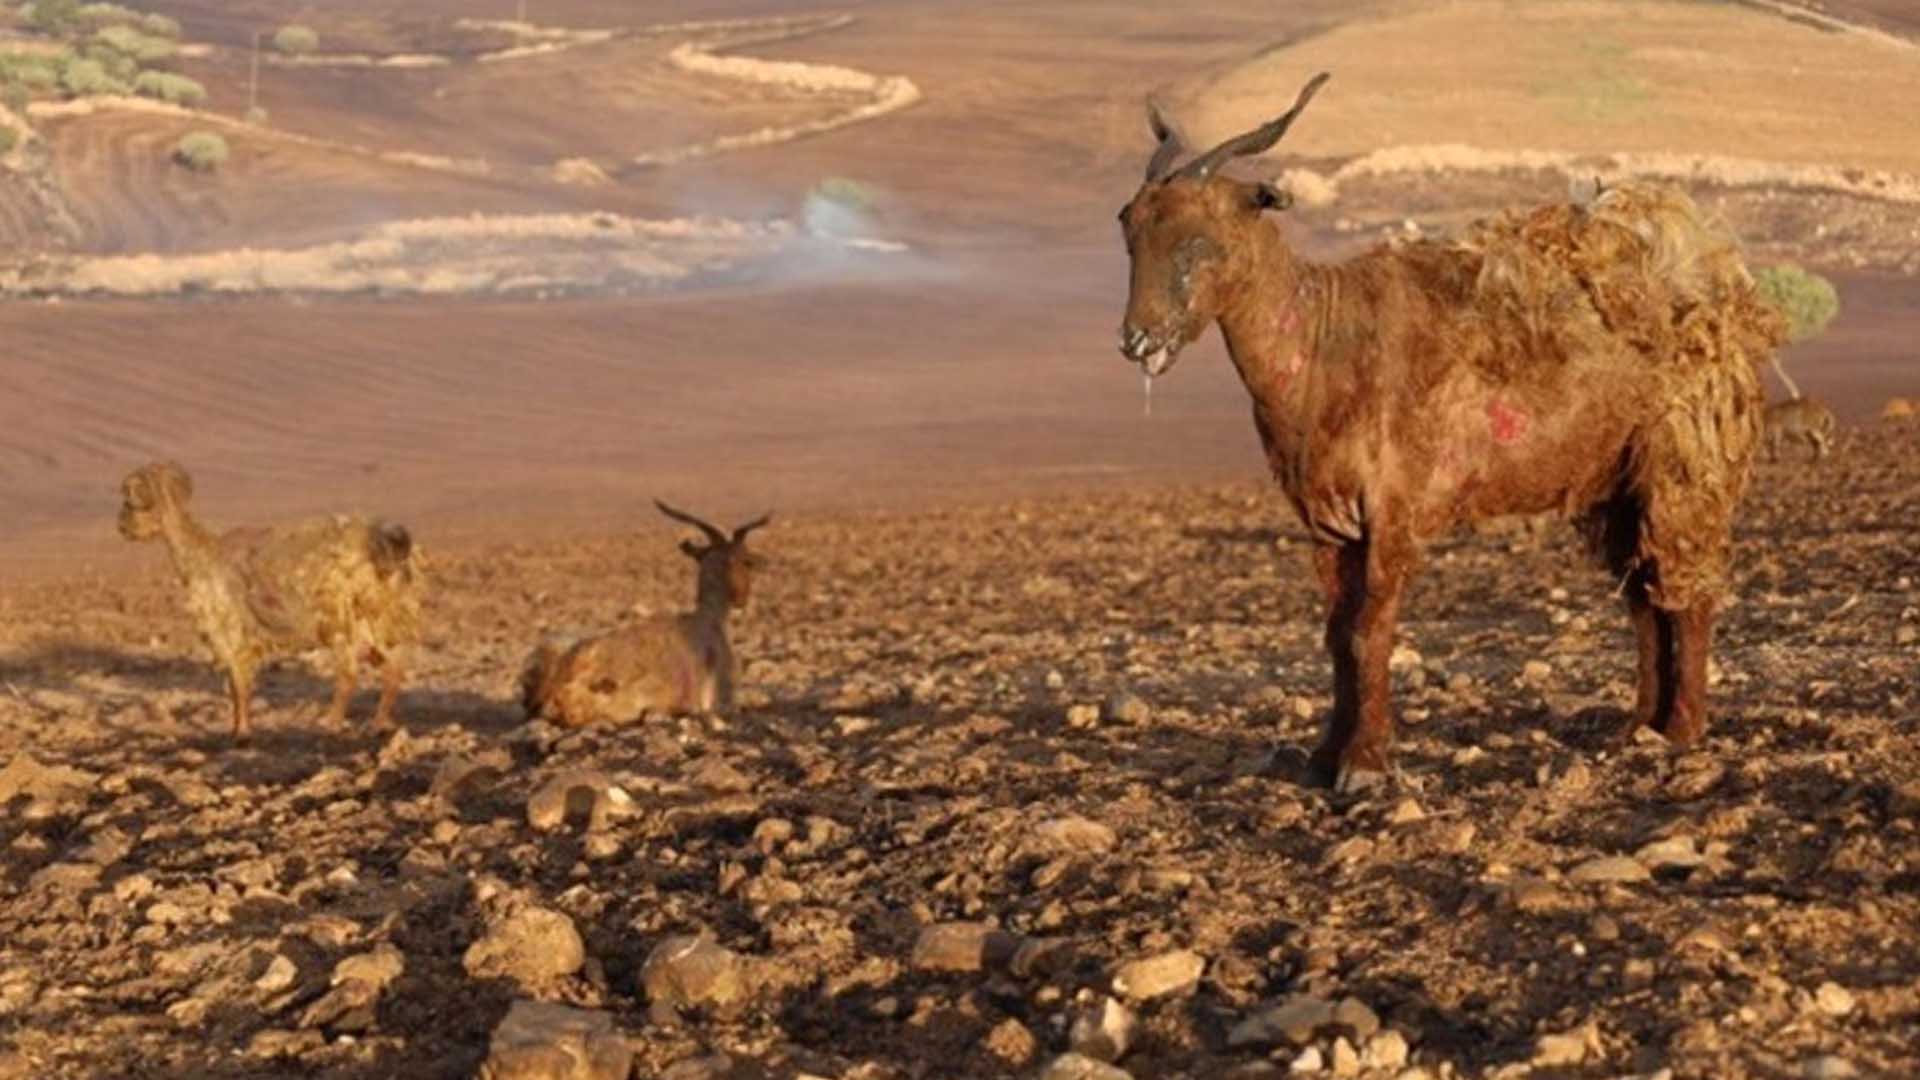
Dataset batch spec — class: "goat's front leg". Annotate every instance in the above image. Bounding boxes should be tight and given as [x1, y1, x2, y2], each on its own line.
[1309, 533, 1414, 792]
[326, 654, 358, 728]
[227, 667, 255, 743]
[1307, 542, 1364, 787]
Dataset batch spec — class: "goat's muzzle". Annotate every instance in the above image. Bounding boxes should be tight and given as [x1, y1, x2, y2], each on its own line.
[1118, 326, 1178, 376]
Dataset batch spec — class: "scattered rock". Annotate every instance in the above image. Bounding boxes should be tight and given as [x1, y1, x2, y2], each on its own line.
[984, 1017, 1038, 1068]
[1288, 1045, 1323, 1074]
[1111, 949, 1204, 1001]
[1811, 981, 1855, 1017]
[1040, 1052, 1132, 1080]
[1531, 1021, 1600, 1067]
[1332, 997, 1380, 1041]
[479, 999, 631, 1080]
[1103, 691, 1151, 725]
[1362, 1030, 1410, 1071]
[641, 935, 752, 1015]
[1567, 855, 1651, 885]
[526, 770, 634, 832]
[298, 944, 405, 1031]
[1229, 996, 1334, 1048]
[1520, 659, 1553, 684]
[910, 922, 1021, 973]
[1068, 995, 1138, 1063]
[1634, 836, 1705, 870]
[253, 954, 298, 994]
[1066, 703, 1101, 729]
[464, 907, 586, 986]
[1803, 1055, 1860, 1079]
[1033, 815, 1117, 855]
[1328, 1035, 1360, 1077]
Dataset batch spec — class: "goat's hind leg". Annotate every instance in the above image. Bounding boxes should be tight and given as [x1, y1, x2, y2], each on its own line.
[1618, 570, 1674, 743]
[372, 653, 403, 732]
[326, 649, 358, 728]
[226, 666, 255, 744]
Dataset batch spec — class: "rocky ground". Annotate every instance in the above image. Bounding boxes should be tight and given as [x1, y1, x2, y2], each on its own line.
[0, 424, 1915, 1080]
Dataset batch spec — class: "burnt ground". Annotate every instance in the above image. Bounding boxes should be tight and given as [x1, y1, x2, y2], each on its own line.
[0, 424, 1915, 1079]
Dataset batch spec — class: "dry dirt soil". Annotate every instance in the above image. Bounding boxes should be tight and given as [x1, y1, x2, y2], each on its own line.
[2, 0, 1919, 1077]
[1, 425, 1916, 1079]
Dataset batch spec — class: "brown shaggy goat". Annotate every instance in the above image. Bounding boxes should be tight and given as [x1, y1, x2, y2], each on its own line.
[118, 462, 424, 741]
[1763, 396, 1836, 462]
[520, 501, 768, 727]
[1117, 74, 1786, 790]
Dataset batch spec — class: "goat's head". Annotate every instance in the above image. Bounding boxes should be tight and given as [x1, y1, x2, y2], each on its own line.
[118, 461, 194, 541]
[655, 499, 771, 608]
[1117, 72, 1330, 377]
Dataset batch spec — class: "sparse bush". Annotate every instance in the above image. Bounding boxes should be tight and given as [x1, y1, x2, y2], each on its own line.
[2, 82, 28, 112]
[139, 12, 178, 38]
[172, 129, 226, 171]
[80, 41, 135, 82]
[94, 24, 175, 63]
[26, 0, 79, 35]
[133, 69, 202, 105]
[0, 51, 64, 91]
[0, 127, 18, 154]
[75, 2, 135, 27]
[271, 24, 318, 55]
[58, 55, 126, 96]
[812, 176, 875, 210]
[1754, 263, 1840, 343]
[244, 104, 267, 126]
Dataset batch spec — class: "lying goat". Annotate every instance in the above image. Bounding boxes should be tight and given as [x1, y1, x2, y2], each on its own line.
[521, 501, 768, 727]
[118, 461, 424, 741]
[1116, 74, 1786, 790]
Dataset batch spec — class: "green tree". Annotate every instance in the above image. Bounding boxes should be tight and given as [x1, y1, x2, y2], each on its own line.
[1753, 263, 1840, 344]
[271, 24, 318, 55]
[172, 129, 227, 171]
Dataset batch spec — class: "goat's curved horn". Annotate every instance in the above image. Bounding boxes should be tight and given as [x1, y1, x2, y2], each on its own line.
[1174, 71, 1330, 182]
[731, 513, 772, 543]
[654, 499, 726, 544]
[1143, 98, 1185, 181]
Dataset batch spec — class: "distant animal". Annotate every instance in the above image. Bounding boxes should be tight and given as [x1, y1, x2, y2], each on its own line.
[1115, 73, 1787, 790]
[520, 501, 769, 727]
[117, 461, 424, 741]
[1763, 396, 1836, 462]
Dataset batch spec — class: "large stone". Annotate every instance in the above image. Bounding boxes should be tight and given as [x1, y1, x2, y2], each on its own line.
[641, 935, 752, 1014]
[464, 908, 586, 986]
[1068, 995, 1138, 1063]
[1567, 855, 1651, 885]
[1228, 996, 1335, 1048]
[479, 1000, 631, 1080]
[1033, 815, 1118, 855]
[1040, 1053, 1132, 1080]
[527, 770, 634, 832]
[1111, 949, 1204, 1001]
[910, 922, 1021, 973]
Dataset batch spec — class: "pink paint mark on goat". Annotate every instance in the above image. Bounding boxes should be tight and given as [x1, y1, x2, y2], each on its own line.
[1487, 398, 1530, 445]
[1288, 350, 1305, 376]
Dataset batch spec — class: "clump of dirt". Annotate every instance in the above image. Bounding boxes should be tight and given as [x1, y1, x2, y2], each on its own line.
[0, 426, 1915, 1078]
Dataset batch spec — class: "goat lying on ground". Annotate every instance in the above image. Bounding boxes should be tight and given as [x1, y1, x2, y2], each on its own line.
[118, 462, 424, 741]
[1763, 396, 1836, 462]
[521, 501, 768, 727]
[1116, 74, 1786, 790]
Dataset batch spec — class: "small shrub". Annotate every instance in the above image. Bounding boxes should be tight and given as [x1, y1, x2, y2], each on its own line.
[75, 2, 135, 27]
[133, 69, 202, 105]
[81, 41, 136, 81]
[27, 0, 79, 35]
[94, 24, 175, 63]
[271, 24, 318, 55]
[58, 55, 126, 96]
[0, 52, 64, 90]
[0, 126, 18, 154]
[1753, 263, 1840, 343]
[139, 12, 179, 38]
[243, 104, 268, 126]
[172, 129, 226, 171]
[2, 82, 29, 112]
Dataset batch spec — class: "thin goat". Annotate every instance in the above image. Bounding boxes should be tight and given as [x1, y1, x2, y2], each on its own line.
[520, 501, 769, 727]
[1116, 74, 1786, 790]
[118, 461, 424, 741]
[1763, 396, 1837, 462]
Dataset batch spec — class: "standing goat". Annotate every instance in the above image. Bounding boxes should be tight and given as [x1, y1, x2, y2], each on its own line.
[118, 462, 424, 741]
[1116, 74, 1786, 790]
[520, 501, 768, 727]
[1763, 396, 1836, 462]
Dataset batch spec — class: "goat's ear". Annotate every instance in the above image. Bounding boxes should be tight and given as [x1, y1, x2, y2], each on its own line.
[1251, 181, 1293, 212]
[679, 539, 703, 559]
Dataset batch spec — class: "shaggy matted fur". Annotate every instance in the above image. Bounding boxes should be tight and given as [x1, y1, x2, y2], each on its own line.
[118, 462, 424, 740]
[521, 502, 768, 728]
[1117, 73, 1787, 789]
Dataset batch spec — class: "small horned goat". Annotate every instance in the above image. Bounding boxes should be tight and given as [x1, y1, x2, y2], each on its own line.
[1117, 73, 1785, 790]
[520, 501, 769, 727]
[118, 462, 424, 741]
[1763, 396, 1836, 462]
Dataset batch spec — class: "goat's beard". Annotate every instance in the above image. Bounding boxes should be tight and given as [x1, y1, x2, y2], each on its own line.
[1139, 344, 1179, 377]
